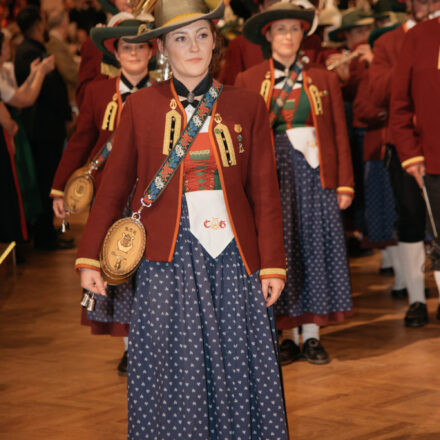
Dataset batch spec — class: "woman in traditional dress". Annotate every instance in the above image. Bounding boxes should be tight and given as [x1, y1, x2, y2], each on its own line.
[0, 30, 54, 246]
[50, 11, 154, 375]
[75, 0, 289, 437]
[236, 1, 354, 365]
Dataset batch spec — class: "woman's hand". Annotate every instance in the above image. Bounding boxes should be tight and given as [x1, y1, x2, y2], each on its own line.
[29, 57, 41, 74]
[261, 278, 285, 307]
[40, 55, 55, 75]
[80, 268, 107, 295]
[337, 194, 353, 210]
[53, 197, 67, 219]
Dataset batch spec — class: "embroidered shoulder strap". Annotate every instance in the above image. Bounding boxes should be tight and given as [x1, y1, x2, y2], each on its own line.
[135, 79, 223, 215]
[269, 61, 303, 127]
[88, 134, 114, 173]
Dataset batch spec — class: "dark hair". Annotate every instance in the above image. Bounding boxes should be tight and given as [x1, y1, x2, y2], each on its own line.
[17, 6, 42, 36]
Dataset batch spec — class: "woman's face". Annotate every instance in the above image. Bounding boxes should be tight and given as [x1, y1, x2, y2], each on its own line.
[158, 19, 215, 83]
[115, 40, 152, 76]
[265, 19, 304, 61]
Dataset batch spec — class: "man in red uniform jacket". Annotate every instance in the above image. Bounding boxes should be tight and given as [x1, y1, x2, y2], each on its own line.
[367, 0, 434, 328]
[390, 8, 440, 325]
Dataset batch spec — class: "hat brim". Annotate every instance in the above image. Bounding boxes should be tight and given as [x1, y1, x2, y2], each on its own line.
[123, 1, 225, 43]
[328, 17, 374, 42]
[97, 0, 119, 16]
[368, 22, 399, 47]
[242, 8, 316, 47]
[91, 25, 154, 67]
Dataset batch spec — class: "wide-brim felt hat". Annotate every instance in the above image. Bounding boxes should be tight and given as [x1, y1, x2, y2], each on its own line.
[328, 8, 374, 42]
[97, 0, 119, 16]
[242, 1, 316, 47]
[372, 0, 407, 19]
[124, 0, 225, 43]
[318, 6, 341, 27]
[368, 22, 399, 47]
[91, 12, 155, 67]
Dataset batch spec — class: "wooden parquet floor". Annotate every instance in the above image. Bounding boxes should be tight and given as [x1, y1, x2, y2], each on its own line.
[1, 216, 440, 439]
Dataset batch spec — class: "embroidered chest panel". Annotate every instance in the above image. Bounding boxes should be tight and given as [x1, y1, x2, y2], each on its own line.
[271, 86, 313, 133]
[183, 132, 221, 192]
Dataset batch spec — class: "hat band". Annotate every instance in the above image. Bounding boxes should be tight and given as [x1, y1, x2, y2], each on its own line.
[161, 12, 207, 28]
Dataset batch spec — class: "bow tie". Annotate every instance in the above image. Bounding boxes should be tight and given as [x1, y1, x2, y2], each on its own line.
[121, 91, 134, 103]
[173, 74, 212, 108]
[274, 76, 289, 85]
[181, 98, 200, 108]
[273, 59, 296, 85]
[120, 73, 149, 103]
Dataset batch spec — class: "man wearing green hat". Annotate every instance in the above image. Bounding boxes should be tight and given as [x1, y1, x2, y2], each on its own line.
[326, 8, 374, 98]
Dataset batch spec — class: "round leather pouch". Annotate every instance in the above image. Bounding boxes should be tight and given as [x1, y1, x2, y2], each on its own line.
[99, 217, 146, 285]
[64, 167, 95, 214]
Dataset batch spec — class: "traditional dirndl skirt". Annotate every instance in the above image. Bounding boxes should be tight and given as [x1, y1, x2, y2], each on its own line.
[82, 194, 135, 337]
[363, 160, 397, 246]
[273, 133, 353, 328]
[84, 280, 133, 334]
[127, 198, 288, 439]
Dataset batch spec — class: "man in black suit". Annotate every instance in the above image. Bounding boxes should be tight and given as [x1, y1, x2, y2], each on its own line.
[15, 7, 72, 250]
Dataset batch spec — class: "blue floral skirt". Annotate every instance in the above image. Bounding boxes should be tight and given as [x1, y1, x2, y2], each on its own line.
[127, 198, 288, 439]
[274, 133, 353, 328]
[86, 280, 133, 324]
[82, 195, 134, 336]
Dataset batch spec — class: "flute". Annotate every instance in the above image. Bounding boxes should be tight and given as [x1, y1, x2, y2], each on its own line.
[327, 51, 361, 71]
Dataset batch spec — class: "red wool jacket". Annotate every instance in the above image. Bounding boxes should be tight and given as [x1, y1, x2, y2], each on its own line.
[235, 59, 354, 196]
[75, 80, 286, 280]
[368, 25, 407, 109]
[368, 23, 413, 146]
[353, 70, 387, 162]
[50, 77, 123, 198]
[218, 34, 325, 86]
[389, 17, 440, 173]
[218, 35, 264, 86]
[75, 37, 107, 108]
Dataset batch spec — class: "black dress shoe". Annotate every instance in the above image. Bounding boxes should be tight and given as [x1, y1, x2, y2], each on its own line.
[391, 288, 429, 300]
[347, 238, 374, 258]
[404, 302, 428, 328]
[279, 339, 304, 366]
[302, 338, 330, 365]
[391, 288, 407, 299]
[379, 267, 394, 276]
[117, 351, 128, 376]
